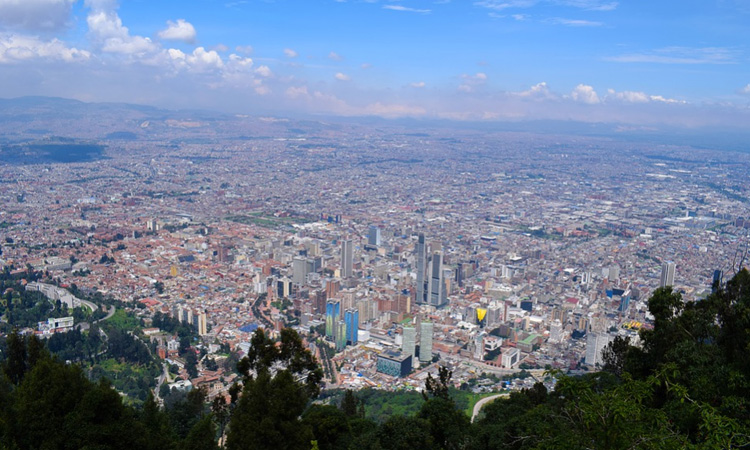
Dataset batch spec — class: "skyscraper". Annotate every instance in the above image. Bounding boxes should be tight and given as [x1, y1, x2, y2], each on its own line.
[415, 233, 428, 305]
[712, 269, 723, 293]
[341, 239, 353, 278]
[325, 300, 340, 338]
[428, 251, 447, 307]
[585, 332, 613, 367]
[419, 322, 434, 363]
[660, 261, 676, 287]
[335, 320, 347, 350]
[198, 311, 207, 336]
[402, 326, 416, 359]
[292, 256, 308, 285]
[344, 308, 359, 345]
[368, 225, 381, 246]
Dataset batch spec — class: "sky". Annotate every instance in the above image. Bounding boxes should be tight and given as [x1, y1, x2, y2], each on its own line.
[0, 0, 749, 128]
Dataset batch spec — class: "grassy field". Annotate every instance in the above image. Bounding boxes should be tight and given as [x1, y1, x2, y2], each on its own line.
[226, 212, 314, 229]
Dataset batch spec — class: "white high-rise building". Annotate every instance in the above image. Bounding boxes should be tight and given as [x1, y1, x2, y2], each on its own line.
[198, 311, 208, 336]
[428, 251, 447, 307]
[341, 239, 353, 278]
[660, 261, 676, 287]
[402, 326, 416, 359]
[415, 233, 428, 304]
[419, 322, 434, 363]
[292, 256, 308, 285]
[585, 332, 614, 367]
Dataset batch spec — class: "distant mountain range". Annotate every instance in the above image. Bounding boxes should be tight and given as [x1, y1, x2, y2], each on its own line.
[0, 96, 748, 154]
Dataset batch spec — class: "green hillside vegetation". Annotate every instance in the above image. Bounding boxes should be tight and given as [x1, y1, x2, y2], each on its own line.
[3, 269, 750, 448]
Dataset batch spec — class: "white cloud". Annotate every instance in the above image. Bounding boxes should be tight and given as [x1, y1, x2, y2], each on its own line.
[383, 5, 431, 13]
[226, 52, 250, 67]
[254, 84, 271, 95]
[459, 73, 487, 93]
[554, 0, 617, 10]
[361, 63, 372, 69]
[607, 47, 737, 64]
[475, 0, 616, 11]
[328, 51, 343, 61]
[649, 95, 686, 104]
[166, 46, 227, 73]
[0, 0, 75, 31]
[570, 84, 600, 104]
[410, 81, 426, 88]
[364, 102, 427, 117]
[474, 1, 537, 11]
[86, 6, 158, 55]
[0, 33, 90, 63]
[157, 19, 197, 44]
[605, 89, 649, 103]
[284, 48, 298, 58]
[739, 84, 750, 95]
[235, 45, 253, 55]
[549, 17, 603, 26]
[515, 81, 555, 99]
[286, 85, 309, 99]
[335, 72, 350, 81]
[255, 65, 272, 77]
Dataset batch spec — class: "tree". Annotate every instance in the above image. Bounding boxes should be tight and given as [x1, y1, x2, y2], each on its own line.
[422, 365, 452, 401]
[418, 366, 469, 450]
[377, 415, 433, 450]
[302, 405, 351, 450]
[182, 415, 218, 450]
[226, 328, 323, 450]
[340, 389, 360, 418]
[601, 336, 631, 378]
[212, 395, 230, 447]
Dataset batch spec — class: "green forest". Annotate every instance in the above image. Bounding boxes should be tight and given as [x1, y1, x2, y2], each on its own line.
[3, 269, 750, 449]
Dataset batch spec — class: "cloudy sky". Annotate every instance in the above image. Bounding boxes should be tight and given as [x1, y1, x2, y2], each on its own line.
[1, 0, 749, 127]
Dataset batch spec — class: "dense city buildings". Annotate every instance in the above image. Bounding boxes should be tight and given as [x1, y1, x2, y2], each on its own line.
[2, 101, 750, 397]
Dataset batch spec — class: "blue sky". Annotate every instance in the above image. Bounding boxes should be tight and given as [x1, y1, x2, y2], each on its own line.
[0, 0, 749, 127]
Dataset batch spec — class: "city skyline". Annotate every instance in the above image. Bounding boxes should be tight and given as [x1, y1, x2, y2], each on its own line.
[0, 0, 749, 128]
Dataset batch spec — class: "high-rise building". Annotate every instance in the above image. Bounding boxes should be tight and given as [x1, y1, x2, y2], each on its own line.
[415, 233, 428, 305]
[325, 278, 340, 299]
[419, 322, 433, 363]
[585, 333, 614, 367]
[660, 261, 676, 287]
[428, 251, 447, 307]
[335, 320, 347, 351]
[712, 269, 723, 293]
[609, 264, 620, 281]
[341, 239, 353, 278]
[198, 311, 207, 336]
[402, 326, 416, 359]
[325, 300, 340, 338]
[276, 277, 292, 298]
[368, 226, 381, 246]
[344, 308, 359, 345]
[292, 256, 308, 285]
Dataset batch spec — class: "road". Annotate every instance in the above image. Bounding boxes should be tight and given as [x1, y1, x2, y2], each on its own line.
[98, 305, 116, 322]
[155, 362, 171, 401]
[78, 298, 97, 313]
[471, 393, 509, 422]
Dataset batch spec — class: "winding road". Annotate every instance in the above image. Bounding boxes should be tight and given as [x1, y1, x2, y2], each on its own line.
[471, 393, 509, 422]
